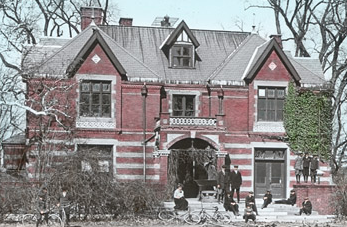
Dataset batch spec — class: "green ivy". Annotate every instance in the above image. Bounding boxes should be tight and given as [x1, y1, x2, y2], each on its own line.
[283, 82, 332, 160]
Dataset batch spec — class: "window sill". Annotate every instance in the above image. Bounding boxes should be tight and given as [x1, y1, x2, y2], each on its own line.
[76, 117, 115, 129]
[253, 121, 285, 133]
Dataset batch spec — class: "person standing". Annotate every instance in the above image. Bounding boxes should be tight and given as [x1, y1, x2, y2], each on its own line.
[36, 192, 48, 227]
[298, 197, 312, 215]
[245, 191, 259, 215]
[310, 154, 319, 183]
[57, 187, 72, 227]
[173, 183, 188, 210]
[302, 152, 311, 183]
[216, 165, 229, 203]
[294, 152, 303, 183]
[261, 190, 272, 209]
[230, 165, 242, 203]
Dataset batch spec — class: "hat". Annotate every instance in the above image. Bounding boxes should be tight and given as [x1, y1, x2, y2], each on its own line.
[290, 189, 295, 192]
[305, 197, 309, 199]
[222, 165, 226, 168]
[234, 165, 239, 168]
[177, 183, 183, 187]
[267, 190, 271, 192]
[249, 191, 254, 194]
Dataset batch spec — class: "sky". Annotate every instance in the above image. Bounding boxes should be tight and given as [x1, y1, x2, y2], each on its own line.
[115, 0, 278, 39]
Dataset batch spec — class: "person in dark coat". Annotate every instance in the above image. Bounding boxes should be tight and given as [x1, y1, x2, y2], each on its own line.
[216, 165, 229, 203]
[294, 152, 303, 183]
[245, 191, 259, 215]
[302, 152, 311, 183]
[224, 192, 239, 216]
[57, 187, 72, 226]
[173, 183, 188, 210]
[230, 165, 242, 203]
[310, 154, 319, 183]
[298, 197, 312, 215]
[274, 189, 297, 206]
[243, 204, 256, 223]
[36, 192, 48, 227]
[261, 190, 272, 209]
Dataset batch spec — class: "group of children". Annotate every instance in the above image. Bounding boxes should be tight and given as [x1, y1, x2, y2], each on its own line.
[295, 152, 320, 183]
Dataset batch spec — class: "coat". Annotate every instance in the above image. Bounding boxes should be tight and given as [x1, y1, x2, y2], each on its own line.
[294, 156, 303, 170]
[217, 170, 229, 189]
[303, 156, 311, 168]
[230, 170, 242, 188]
[245, 195, 256, 207]
[310, 157, 319, 170]
[302, 200, 312, 214]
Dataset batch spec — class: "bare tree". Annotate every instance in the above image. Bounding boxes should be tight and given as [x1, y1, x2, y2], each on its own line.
[247, 0, 347, 173]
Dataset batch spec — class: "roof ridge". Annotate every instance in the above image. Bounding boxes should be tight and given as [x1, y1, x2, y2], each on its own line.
[99, 29, 161, 79]
[208, 34, 262, 81]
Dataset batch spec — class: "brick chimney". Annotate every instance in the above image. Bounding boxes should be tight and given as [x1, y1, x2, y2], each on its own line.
[119, 18, 133, 26]
[270, 34, 283, 49]
[81, 7, 103, 30]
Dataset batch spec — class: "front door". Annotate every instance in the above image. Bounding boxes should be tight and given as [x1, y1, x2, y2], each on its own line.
[254, 148, 286, 198]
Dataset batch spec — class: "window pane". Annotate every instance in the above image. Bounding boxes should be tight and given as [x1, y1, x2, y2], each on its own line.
[271, 163, 282, 183]
[92, 94, 100, 104]
[92, 83, 100, 92]
[173, 57, 179, 67]
[102, 94, 110, 105]
[102, 105, 110, 117]
[81, 83, 90, 92]
[80, 94, 90, 105]
[268, 110, 275, 121]
[277, 89, 285, 98]
[102, 83, 110, 92]
[173, 96, 183, 110]
[182, 47, 190, 56]
[186, 96, 194, 111]
[268, 89, 275, 98]
[173, 111, 183, 116]
[258, 110, 266, 121]
[259, 89, 266, 97]
[173, 46, 181, 55]
[185, 111, 194, 116]
[80, 105, 90, 117]
[256, 162, 266, 184]
[92, 105, 100, 116]
[182, 58, 191, 67]
[268, 100, 275, 110]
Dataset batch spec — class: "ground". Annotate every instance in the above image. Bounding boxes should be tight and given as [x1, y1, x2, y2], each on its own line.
[0, 219, 346, 227]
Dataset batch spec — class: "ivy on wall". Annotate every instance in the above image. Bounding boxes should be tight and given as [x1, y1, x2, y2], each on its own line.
[283, 82, 332, 160]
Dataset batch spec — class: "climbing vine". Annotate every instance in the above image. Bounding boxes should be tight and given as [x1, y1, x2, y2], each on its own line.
[283, 82, 332, 160]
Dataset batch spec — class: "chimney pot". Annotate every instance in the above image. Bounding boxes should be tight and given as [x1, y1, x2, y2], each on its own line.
[270, 34, 283, 49]
[81, 7, 103, 30]
[119, 18, 133, 26]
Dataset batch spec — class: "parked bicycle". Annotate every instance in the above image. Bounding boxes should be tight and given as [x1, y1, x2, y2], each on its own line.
[21, 209, 62, 226]
[158, 207, 200, 224]
[193, 205, 232, 224]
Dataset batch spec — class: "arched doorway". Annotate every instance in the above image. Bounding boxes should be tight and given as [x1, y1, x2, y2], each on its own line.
[168, 138, 217, 198]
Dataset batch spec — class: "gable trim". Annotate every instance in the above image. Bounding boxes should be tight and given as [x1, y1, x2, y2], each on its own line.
[161, 20, 200, 48]
[66, 28, 127, 78]
[243, 39, 301, 84]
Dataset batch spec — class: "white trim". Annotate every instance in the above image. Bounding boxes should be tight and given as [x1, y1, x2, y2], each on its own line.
[116, 175, 160, 180]
[253, 80, 289, 89]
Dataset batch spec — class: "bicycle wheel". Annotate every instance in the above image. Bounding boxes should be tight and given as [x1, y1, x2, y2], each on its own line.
[184, 212, 201, 225]
[212, 213, 232, 224]
[158, 210, 175, 221]
[48, 214, 62, 227]
[22, 214, 37, 225]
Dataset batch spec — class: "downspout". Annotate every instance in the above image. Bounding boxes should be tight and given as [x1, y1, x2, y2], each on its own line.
[141, 83, 148, 182]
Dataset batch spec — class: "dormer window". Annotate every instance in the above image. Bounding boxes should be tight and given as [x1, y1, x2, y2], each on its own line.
[172, 44, 193, 68]
[161, 21, 200, 69]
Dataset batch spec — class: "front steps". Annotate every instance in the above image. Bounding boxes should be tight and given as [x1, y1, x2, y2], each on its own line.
[163, 198, 335, 223]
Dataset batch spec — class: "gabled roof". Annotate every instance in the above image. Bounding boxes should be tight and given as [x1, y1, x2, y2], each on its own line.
[25, 22, 326, 87]
[66, 28, 126, 77]
[161, 20, 200, 48]
[242, 38, 301, 84]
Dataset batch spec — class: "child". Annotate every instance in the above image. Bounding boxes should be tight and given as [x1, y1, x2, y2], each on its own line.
[173, 183, 188, 210]
[261, 190, 272, 209]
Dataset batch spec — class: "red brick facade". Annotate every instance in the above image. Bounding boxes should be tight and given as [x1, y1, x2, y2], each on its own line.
[2, 18, 332, 201]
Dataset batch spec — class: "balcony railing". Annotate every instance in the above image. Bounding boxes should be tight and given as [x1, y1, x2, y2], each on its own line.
[169, 117, 217, 126]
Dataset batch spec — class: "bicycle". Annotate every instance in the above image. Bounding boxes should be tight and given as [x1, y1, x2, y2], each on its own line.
[158, 207, 200, 225]
[193, 205, 232, 224]
[21, 210, 62, 226]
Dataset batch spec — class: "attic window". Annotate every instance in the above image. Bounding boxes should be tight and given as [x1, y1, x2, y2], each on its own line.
[171, 44, 193, 68]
